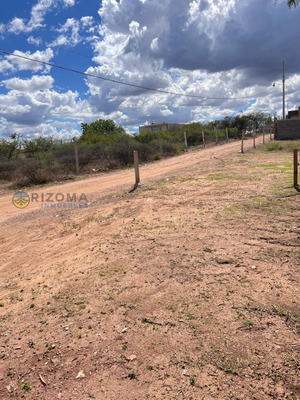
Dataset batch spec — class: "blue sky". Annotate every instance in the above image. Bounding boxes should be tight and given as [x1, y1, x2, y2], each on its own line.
[0, 0, 299, 139]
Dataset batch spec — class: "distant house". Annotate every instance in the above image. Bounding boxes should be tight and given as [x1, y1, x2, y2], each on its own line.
[275, 107, 300, 140]
[286, 107, 300, 120]
[139, 120, 183, 134]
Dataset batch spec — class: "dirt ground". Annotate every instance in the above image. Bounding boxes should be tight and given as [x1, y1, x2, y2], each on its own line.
[0, 136, 299, 400]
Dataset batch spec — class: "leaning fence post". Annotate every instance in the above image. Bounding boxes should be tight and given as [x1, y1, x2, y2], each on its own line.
[294, 149, 298, 188]
[226, 127, 229, 143]
[133, 150, 140, 185]
[184, 131, 188, 151]
[202, 131, 205, 148]
[74, 139, 79, 175]
[241, 130, 244, 154]
[253, 128, 256, 149]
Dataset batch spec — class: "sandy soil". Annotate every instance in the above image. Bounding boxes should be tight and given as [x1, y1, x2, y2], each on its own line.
[0, 136, 299, 400]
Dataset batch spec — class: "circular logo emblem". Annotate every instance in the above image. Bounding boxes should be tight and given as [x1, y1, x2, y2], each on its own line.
[12, 191, 30, 209]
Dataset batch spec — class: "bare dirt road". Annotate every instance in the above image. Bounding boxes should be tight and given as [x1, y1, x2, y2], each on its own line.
[0, 136, 262, 222]
[1, 136, 299, 400]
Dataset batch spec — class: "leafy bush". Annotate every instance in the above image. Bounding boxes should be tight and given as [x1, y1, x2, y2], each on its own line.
[17, 159, 54, 185]
[265, 140, 300, 152]
[0, 116, 248, 186]
[266, 141, 284, 152]
[0, 159, 21, 181]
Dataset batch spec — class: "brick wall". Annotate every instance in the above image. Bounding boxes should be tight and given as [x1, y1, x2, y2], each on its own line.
[275, 119, 300, 140]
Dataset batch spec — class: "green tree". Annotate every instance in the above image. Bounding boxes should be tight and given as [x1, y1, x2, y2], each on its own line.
[247, 111, 268, 129]
[23, 136, 54, 158]
[265, 115, 273, 126]
[232, 112, 250, 132]
[180, 122, 205, 145]
[287, 0, 298, 7]
[0, 133, 22, 160]
[81, 119, 126, 142]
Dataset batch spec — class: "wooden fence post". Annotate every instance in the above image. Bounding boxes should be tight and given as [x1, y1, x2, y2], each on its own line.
[294, 149, 298, 188]
[226, 127, 229, 143]
[215, 128, 218, 145]
[158, 134, 163, 155]
[263, 126, 265, 144]
[133, 150, 140, 185]
[253, 128, 256, 149]
[74, 139, 79, 175]
[202, 131, 205, 148]
[241, 130, 244, 154]
[184, 131, 188, 151]
[270, 128, 272, 141]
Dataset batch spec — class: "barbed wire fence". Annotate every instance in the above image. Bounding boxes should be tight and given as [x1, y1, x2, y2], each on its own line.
[70, 125, 275, 175]
[0, 125, 274, 186]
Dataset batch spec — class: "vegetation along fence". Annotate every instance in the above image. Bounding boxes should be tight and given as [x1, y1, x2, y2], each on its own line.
[0, 112, 275, 188]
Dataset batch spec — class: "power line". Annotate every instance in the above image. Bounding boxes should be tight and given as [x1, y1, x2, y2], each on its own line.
[0, 50, 274, 100]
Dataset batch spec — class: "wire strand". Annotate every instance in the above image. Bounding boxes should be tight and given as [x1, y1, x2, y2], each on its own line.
[0, 50, 274, 100]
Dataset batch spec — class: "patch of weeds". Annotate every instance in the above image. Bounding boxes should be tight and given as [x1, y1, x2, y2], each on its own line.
[190, 375, 195, 386]
[110, 190, 126, 196]
[222, 205, 242, 216]
[261, 140, 300, 153]
[177, 176, 193, 182]
[167, 303, 177, 312]
[0, 303, 4, 307]
[147, 365, 153, 370]
[203, 347, 245, 376]
[250, 161, 292, 174]
[46, 343, 54, 350]
[122, 344, 128, 350]
[23, 382, 31, 391]
[60, 220, 79, 236]
[155, 179, 170, 190]
[244, 299, 251, 310]
[206, 173, 225, 181]
[85, 216, 97, 224]
[128, 372, 137, 380]
[270, 305, 300, 333]
[30, 303, 35, 308]
[244, 319, 254, 328]
[88, 325, 92, 329]
[7, 370, 13, 376]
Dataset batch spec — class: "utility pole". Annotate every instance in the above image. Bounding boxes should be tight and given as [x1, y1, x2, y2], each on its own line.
[283, 60, 285, 120]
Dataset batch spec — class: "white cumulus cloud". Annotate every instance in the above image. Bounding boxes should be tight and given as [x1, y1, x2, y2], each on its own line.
[3, 75, 54, 92]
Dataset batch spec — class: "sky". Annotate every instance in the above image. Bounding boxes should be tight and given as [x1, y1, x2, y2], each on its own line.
[0, 0, 299, 140]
